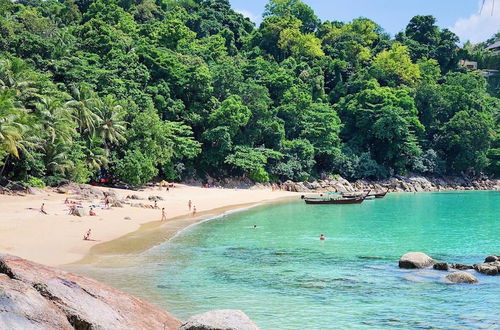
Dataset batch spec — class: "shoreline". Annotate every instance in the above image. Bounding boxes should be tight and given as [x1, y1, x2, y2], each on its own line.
[0, 184, 299, 267]
[75, 196, 297, 267]
[0, 175, 497, 268]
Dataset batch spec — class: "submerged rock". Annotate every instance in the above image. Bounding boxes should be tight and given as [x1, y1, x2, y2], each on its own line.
[399, 252, 435, 269]
[0, 254, 181, 329]
[446, 271, 478, 284]
[433, 262, 449, 271]
[180, 310, 260, 330]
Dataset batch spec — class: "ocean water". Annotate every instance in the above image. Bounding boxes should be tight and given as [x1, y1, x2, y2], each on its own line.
[79, 192, 500, 329]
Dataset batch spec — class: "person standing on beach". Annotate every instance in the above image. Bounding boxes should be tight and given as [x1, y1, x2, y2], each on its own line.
[192, 206, 197, 217]
[161, 208, 167, 221]
[40, 203, 47, 215]
[188, 200, 192, 211]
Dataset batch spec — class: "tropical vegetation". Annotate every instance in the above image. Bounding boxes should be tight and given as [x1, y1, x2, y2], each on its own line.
[0, 0, 498, 185]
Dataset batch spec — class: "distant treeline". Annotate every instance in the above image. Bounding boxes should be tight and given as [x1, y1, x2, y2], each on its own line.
[0, 0, 498, 186]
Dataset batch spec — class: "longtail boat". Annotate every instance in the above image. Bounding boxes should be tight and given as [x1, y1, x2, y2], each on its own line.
[370, 189, 389, 199]
[304, 190, 369, 204]
[304, 196, 365, 204]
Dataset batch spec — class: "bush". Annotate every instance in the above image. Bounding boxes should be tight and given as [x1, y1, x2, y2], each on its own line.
[114, 149, 158, 185]
[250, 168, 270, 183]
[24, 176, 46, 188]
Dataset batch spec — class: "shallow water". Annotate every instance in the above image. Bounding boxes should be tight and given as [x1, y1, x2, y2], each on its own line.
[76, 192, 500, 329]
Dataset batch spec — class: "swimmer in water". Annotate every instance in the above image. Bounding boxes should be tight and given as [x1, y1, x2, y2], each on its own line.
[320, 234, 325, 241]
[253, 225, 257, 229]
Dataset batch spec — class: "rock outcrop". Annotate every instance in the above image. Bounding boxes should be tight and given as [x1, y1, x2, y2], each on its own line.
[0, 254, 181, 329]
[0, 274, 73, 330]
[56, 183, 104, 199]
[278, 175, 499, 194]
[474, 261, 500, 276]
[180, 310, 260, 330]
[446, 271, 478, 284]
[399, 252, 435, 269]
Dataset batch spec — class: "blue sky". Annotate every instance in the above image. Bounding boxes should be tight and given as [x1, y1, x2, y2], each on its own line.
[230, 0, 500, 43]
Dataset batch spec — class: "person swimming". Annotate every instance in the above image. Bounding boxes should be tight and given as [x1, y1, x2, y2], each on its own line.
[253, 225, 257, 229]
[320, 234, 325, 241]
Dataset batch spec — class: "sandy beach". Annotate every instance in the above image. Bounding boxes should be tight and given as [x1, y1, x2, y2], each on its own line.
[0, 184, 298, 266]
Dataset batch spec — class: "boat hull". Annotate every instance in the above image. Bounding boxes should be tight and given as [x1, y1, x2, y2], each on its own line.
[304, 198, 364, 205]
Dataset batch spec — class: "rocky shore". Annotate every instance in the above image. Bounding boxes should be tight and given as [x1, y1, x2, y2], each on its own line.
[0, 254, 259, 330]
[275, 175, 500, 193]
[398, 252, 500, 284]
[1, 175, 498, 197]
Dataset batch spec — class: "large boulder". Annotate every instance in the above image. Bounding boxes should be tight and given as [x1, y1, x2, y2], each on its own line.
[57, 183, 104, 199]
[0, 274, 73, 330]
[399, 252, 435, 269]
[446, 271, 478, 284]
[180, 310, 260, 330]
[0, 254, 181, 329]
[474, 261, 500, 276]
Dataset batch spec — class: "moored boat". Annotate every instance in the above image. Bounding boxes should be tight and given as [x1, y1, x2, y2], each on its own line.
[304, 196, 365, 204]
[370, 189, 389, 199]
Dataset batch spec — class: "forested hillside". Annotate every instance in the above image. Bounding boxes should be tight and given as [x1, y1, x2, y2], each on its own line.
[1, 0, 499, 185]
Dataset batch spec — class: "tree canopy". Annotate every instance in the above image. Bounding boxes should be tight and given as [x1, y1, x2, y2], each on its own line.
[0, 0, 498, 185]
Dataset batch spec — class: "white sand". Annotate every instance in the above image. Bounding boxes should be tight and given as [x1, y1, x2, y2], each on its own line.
[0, 185, 297, 266]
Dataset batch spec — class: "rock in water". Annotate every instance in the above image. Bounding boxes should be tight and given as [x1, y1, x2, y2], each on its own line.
[433, 262, 449, 271]
[474, 261, 500, 276]
[399, 252, 435, 269]
[446, 272, 478, 284]
[451, 263, 473, 270]
[0, 274, 73, 330]
[0, 254, 181, 329]
[484, 255, 499, 263]
[180, 310, 260, 330]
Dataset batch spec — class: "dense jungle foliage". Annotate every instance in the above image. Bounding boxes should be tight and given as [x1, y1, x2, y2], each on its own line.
[0, 0, 499, 185]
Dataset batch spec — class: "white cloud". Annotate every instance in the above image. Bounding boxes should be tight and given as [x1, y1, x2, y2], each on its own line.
[235, 9, 260, 24]
[450, 0, 500, 44]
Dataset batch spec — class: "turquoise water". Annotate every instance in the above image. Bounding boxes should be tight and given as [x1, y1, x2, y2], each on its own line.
[81, 192, 500, 329]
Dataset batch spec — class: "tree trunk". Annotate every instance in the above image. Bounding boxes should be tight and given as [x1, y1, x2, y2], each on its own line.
[0, 154, 10, 177]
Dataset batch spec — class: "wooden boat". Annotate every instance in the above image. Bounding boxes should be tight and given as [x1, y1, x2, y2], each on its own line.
[304, 196, 365, 204]
[370, 190, 389, 199]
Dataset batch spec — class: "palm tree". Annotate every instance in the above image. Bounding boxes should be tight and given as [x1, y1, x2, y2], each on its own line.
[94, 95, 127, 148]
[84, 135, 109, 171]
[0, 58, 37, 98]
[66, 84, 100, 135]
[44, 142, 74, 176]
[35, 96, 75, 144]
[0, 89, 25, 158]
